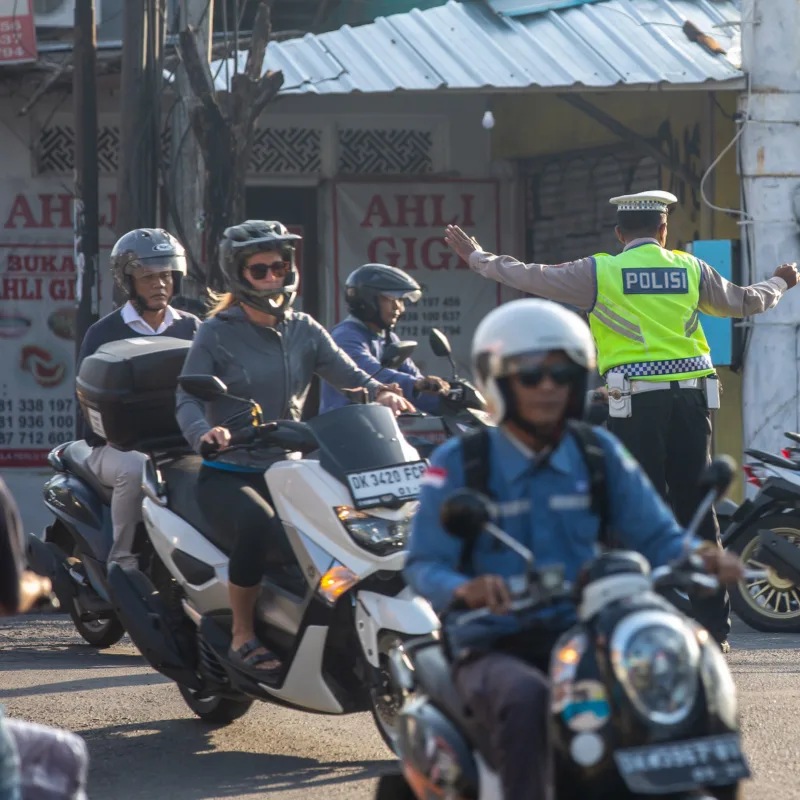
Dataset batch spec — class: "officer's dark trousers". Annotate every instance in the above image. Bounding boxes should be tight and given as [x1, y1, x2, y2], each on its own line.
[454, 652, 553, 800]
[607, 385, 731, 640]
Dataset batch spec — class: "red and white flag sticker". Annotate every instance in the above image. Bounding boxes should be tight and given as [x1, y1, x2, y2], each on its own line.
[421, 466, 448, 489]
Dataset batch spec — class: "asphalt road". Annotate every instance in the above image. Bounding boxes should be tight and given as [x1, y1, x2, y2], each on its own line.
[2, 615, 800, 800]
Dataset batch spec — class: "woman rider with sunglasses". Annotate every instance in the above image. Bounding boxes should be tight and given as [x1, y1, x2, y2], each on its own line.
[176, 220, 414, 678]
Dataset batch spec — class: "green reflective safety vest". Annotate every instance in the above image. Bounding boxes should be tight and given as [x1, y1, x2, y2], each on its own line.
[589, 244, 714, 381]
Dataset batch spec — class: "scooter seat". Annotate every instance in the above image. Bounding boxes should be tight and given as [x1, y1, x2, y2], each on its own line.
[159, 456, 233, 554]
[60, 440, 113, 505]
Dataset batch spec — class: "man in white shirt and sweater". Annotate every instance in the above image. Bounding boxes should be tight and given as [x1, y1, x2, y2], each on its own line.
[76, 228, 200, 568]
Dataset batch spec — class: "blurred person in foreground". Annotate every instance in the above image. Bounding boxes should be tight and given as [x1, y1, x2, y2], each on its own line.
[0, 478, 89, 800]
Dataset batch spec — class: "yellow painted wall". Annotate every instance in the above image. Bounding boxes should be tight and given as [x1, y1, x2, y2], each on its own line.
[492, 90, 744, 499]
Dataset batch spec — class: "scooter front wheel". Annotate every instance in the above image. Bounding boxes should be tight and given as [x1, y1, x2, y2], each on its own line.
[369, 633, 407, 753]
[178, 685, 253, 725]
[68, 597, 125, 648]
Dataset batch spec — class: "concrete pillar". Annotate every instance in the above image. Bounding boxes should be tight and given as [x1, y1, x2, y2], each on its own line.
[740, 0, 800, 455]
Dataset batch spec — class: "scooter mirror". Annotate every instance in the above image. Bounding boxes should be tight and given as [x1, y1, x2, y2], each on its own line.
[178, 374, 228, 401]
[698, 455, 736, 499]
[381, 340, 417, 370]
[428, 328, 452, 358]
[440, 489, 492, 541]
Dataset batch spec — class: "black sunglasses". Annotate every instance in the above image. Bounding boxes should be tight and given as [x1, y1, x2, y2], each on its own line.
[246, 263, 288, 280]
[515, 362, 583, 388]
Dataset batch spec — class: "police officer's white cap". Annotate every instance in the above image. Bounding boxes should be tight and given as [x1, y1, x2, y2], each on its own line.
[609, 190, 678, 213]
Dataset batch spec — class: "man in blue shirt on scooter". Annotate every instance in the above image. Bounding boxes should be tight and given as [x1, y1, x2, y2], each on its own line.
[405, 298, 744, 800]
[319, 264, 450, 413]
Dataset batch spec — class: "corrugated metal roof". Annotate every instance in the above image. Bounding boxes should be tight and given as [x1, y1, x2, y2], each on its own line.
[212, 0, 743, 96]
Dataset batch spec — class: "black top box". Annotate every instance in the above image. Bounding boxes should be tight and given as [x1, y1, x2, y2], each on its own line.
[77, 336, 192, 451]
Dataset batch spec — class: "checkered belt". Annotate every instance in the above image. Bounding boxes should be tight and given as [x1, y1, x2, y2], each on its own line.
[604, 354, 713, 380]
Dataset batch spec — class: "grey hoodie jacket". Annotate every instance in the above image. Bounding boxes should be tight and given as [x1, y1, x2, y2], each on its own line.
[176, 306, 383, 469]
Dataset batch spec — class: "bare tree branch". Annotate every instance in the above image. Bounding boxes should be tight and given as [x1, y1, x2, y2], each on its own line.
[245, 1, 272, 81]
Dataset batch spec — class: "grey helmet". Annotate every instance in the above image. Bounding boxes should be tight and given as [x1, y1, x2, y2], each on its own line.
[219, 220, 302, 318]
[345, 264, 422, 330]
[110, 228, 187, 311]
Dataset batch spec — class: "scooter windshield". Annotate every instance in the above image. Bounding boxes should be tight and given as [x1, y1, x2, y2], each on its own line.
[307, 404, 423, 497]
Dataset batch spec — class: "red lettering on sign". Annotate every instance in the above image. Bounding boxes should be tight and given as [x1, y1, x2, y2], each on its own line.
[366, 236, 468, 271]
[0, 276, 43, 300]
[7, 254, 75, 273]
[40, 194, 73, 229]
[360, 195, 392, 228]
[359, 193, 478, 229]
[49, 278, 76, 301]
[395, 195, 427, 228]
[4, 192, 118, 229]
[4, 194, 37, 229]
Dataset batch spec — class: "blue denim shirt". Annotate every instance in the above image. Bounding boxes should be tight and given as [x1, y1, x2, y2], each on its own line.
[404, 426, 691, 643]
[319, 317, 441, 414]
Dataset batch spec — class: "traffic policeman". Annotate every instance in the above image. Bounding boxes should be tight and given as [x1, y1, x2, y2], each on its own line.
[444, 189, 800, 651]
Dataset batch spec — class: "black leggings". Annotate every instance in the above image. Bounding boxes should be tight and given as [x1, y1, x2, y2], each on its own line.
[196, 466, 288, 587]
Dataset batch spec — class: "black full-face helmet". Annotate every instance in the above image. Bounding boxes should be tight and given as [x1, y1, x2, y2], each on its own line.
[219, 220, 302, 318]
[345, 263, 422, 330]
[110, 228, 187, 312]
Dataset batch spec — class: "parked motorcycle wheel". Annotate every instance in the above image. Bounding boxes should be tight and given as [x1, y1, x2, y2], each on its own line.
[68, 596, 125, 648]
[729, 514, 800, 632]
[178, 685, 253, 725]
[56, 547, 125, 648]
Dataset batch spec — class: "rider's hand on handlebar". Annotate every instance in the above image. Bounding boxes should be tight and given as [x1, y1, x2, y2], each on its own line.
[454, 575, 512, 615]
[695, 544, 745, 584]
[414, 375, 451, 395]
[200, 426, 231, 449]
[376, 389, 416, 415]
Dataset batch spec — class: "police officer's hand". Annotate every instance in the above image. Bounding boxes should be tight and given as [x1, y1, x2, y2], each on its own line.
[454, 575, 512, 614]
[444, 225, 482, 264]
[414, 375, 451, 395]
[774, 262, 799, 288]
[696, 546, 745, 584]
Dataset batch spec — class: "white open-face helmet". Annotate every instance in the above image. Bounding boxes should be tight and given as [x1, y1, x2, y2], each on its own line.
[471, 298, 597, 425]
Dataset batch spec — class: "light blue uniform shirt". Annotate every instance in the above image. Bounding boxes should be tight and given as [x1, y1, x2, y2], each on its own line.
[405, 425, 691, 643]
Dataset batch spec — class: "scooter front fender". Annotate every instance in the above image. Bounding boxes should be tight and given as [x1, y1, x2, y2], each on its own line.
[355, 588, 439, 667]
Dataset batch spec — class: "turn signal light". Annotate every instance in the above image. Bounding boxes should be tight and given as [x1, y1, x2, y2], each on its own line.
[318, 565, 358, 604]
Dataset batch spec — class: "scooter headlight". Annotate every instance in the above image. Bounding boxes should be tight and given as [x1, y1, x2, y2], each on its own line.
[336, 506, 414, 556]
[611, 610, 700, 726]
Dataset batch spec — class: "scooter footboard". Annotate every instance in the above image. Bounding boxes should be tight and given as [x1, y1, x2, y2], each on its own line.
[107, 563, 202, 689]
[355, 589, 438, 668]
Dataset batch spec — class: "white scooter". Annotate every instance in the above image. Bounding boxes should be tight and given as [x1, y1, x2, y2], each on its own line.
[106, 372, 438, 749]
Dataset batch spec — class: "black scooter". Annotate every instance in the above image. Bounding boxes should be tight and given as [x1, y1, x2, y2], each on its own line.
[378, 457, 757, 800]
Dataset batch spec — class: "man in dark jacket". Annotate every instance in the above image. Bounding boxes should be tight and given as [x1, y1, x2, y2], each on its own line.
[77, 229, 200, 569]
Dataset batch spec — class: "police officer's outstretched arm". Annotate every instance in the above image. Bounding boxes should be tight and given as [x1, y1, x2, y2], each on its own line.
[697, 259, 799, 318]
[444, 225, 596, 311]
